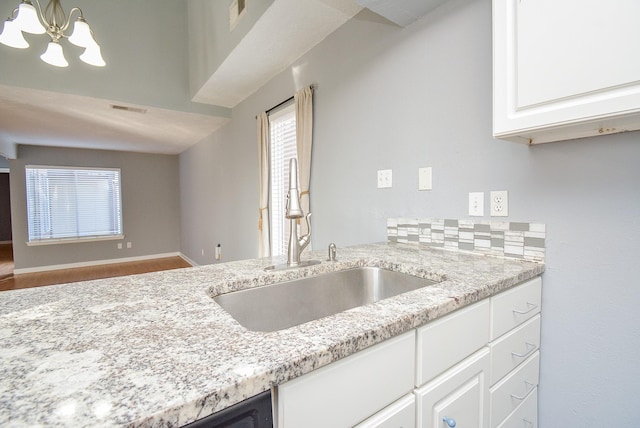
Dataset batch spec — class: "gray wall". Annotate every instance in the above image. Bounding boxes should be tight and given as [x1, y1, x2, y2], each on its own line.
[11, 145, 180, 270]
[179, 0, 640, 425]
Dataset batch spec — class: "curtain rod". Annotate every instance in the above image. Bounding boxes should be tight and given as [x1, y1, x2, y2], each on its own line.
[256, 84, 316, 119]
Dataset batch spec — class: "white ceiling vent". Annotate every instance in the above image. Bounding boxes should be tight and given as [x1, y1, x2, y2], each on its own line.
[110, 104, 147, 114]
[229, 0, 247, 31]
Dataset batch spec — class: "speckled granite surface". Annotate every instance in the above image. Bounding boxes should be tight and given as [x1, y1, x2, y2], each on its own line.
[0, 242, 544, 427]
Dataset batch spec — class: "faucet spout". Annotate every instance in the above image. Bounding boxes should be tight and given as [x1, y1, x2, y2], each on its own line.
[285, 159, 312, 267]
[298, 213, 312, 252]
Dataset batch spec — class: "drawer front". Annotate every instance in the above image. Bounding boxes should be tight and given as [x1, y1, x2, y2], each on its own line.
[491, 277, 541, 340]
[417, 300, 490, 386]
[497, 386, 538, 428]
[354, 394, 415, 428]
[490, 351, 540, 428]
[416, 347, 491, 428]
[276, 331, 415, 428]
[490, 315, 541, 385]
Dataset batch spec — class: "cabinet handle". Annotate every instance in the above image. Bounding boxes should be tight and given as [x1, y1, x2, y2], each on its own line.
[442, 416, 457, 427]
[511, 381, 535, 400]
[523, 418, 534, 428]
[511, 342, 537, 358]
[512, 302, 538, 315]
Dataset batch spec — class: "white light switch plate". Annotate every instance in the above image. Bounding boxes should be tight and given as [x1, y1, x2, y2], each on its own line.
[377, 169, 392, 188]
[418, 167, 432, 191]
[469, 192, 484, 216]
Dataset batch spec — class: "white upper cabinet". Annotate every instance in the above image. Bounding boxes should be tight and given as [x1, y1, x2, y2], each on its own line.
[493, 0, 640, 144]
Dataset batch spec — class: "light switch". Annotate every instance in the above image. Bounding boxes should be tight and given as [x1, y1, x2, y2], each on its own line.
[469, 192, 484, 216]
[418, 167, 432, 191]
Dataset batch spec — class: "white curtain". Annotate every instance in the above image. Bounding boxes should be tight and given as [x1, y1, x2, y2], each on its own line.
[295, 85, 314, 237]
[257, 111, 270, 257]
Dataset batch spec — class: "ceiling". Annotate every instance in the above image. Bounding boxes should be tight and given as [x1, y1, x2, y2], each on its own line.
[0, 85, 229, 155]
[0, 0, 434, 158]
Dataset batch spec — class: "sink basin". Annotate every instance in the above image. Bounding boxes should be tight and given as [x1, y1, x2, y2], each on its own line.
[213, 267, 439, 332]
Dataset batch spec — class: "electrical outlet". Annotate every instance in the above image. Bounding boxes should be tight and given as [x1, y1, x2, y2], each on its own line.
[490, 190, 509, 217]
[126, 242, 132, 249]
[377, 169, 392, 188]
[469, 192, 484, 216]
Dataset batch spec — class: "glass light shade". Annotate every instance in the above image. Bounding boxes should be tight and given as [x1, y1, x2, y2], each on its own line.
[40, 41, 69, 67]
[0, 19, 29, 48]
[15, 1, 45, 35]
[79, 42, 105, 67]
[68, 19, 95, 48]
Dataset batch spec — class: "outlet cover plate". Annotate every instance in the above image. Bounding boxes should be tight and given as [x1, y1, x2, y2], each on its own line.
[377, 169, 392, 188]
[490, 190, 509, 217]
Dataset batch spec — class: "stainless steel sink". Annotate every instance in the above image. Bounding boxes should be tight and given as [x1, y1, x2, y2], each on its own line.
[213, 267, 439, 332]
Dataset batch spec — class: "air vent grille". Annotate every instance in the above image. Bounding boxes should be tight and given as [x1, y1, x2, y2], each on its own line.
[110, 104, 147, 114]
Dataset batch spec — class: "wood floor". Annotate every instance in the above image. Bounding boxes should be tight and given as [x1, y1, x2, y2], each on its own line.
[0, 243, 192, 292]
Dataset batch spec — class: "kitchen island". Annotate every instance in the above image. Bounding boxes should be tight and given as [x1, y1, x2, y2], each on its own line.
[0, 242, 544, 427]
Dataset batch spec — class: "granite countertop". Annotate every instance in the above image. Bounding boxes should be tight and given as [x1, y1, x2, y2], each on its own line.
[0, 242, 544, 427]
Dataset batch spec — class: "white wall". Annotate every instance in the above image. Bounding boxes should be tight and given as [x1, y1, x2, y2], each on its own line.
[179, 0, 640, 425]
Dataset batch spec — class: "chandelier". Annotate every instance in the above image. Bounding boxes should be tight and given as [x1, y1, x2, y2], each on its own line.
[0, 0, 105, 67]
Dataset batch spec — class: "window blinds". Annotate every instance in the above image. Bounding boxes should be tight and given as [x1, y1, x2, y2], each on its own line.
[269, 105, 298, 257]
[25, 166, 123, 244]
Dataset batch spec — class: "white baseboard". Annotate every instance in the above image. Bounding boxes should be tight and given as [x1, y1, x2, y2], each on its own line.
[14, 252, 184, 275]
[179, 253, 199, 267]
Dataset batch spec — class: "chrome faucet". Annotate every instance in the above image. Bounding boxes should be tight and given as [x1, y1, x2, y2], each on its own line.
[285, 159, 312, 267]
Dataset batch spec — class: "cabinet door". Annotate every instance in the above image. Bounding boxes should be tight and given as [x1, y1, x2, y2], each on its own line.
[493, 0, 640, 143]
[276, 331, 415, 428]
[417, 300, 490, 386]
[416, 347, 490, 428]
[354, 394, 415, 428]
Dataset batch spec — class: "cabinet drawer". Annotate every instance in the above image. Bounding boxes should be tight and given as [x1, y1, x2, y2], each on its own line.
[491, 278, 541, 340]
[490, 315, 541, 385]
[497, 386, 537, 428]
[490, 351, 539, 428]
[416, 347, 490, 428]
[417, 300, 490, 386]
[276, 331, 415, 428]
[354, 394, 415, 428]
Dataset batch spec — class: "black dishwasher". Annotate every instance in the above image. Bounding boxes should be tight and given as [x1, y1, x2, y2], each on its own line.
[183, 390, 273, 428]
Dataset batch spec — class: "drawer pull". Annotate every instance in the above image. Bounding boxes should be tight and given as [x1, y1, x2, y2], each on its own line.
[511, 342, 537, 358]
[442, 416, 457, 427]
[523, 418, 534, 428]
[511, 381, 535, 400]
[512, 302, 538, 315]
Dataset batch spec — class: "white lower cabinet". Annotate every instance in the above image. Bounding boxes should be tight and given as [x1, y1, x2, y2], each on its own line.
[275, 277, 542, 428]
[275, 331, 415, 428]
[496, 386, 537, 428]
[354, 394, 415, 428]
[415, 347, 490, 428]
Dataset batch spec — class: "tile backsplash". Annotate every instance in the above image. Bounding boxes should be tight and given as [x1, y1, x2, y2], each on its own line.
[387, 218, 546, 263]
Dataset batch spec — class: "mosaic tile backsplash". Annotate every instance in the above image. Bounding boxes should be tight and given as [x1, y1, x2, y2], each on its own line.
[387, 218, 546, 262]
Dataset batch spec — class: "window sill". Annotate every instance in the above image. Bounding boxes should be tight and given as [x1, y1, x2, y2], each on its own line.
[26, 235, 125, 247]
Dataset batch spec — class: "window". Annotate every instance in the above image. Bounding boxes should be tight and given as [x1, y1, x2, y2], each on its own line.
[268, 103, 297, 257]
[25, 166, 123, 245]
